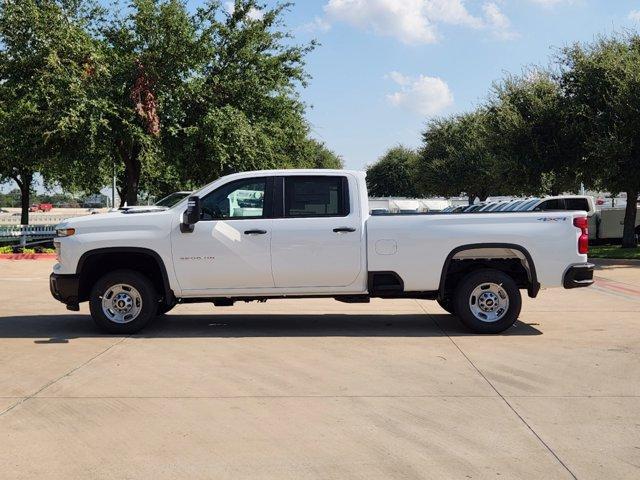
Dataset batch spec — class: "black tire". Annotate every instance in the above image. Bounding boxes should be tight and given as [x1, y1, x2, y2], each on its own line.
[157, 302, 176, 316]
[453, 269, 521, 334]
[89, 269, 158, 334]
[437, 298, 456, 315]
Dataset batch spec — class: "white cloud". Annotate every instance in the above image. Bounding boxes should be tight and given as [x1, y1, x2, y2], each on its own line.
[386, 71, 454, 115]
[301, 16, 332, 33]
[247, 8, 264, 21]
[629, 10, 640, 22]
[322, 0, 516, 44]
[424, 0, 484, 28]
[325, 0, 439, 44]
[224, 1, 263, 21]
[483, 2, 518, 40]
[529, 0, 572, 6]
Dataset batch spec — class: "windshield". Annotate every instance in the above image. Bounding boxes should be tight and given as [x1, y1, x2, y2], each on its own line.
[155, 192, 190, 208]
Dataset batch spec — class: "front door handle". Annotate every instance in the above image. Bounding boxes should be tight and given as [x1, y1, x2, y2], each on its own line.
[333, 227, 356, 233]
[244, 229, 267, 235]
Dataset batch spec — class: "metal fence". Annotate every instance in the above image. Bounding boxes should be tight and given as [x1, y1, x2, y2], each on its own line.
[0, 213, 76, 225]
[0, 224, 56, 246]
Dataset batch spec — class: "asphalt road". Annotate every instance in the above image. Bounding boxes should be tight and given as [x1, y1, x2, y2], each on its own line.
[0, 259, 639, 479]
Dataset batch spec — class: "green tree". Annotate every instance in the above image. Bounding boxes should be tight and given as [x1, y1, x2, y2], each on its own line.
[416, 111, 501, 204]
[301, 139, 343, 169]
[366, 146, 418, 197]
[1, 0, 335, 209]
[560, 35, 640, 248]
[486, 70, 583, 196]
[88, 0, 201, 206]
[0, 0, 102, 223]
[166, 0, 319, 193]
[87, 0, 322, 203]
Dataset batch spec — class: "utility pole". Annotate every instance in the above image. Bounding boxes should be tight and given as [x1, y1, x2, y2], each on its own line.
[112, 162, 116, 209]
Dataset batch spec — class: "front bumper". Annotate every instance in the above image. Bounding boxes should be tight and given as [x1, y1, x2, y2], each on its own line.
[49, 273, 80, 307]
[563, 263, 595, 289]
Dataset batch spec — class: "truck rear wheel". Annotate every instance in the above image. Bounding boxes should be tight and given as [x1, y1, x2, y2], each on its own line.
[453, 269, 521, 334]
[89, 269, 158, 334]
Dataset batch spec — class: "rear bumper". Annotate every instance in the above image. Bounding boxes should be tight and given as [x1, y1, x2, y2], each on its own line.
[563, 263, 595, 289]
[49, 273, 80, 307]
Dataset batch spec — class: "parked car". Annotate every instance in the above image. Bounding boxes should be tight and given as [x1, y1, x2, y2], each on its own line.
[516, 195, 640, 241]
[512, 198, 541, 211]
[477, 202, 499, 212]
[29, 203, 53, 213]
[50, 169, 593, 335]
[526, 196, 596, 216]
[449, 205, 467, 213]
[485, 201, 511, 212]
[461, 203, 485, 212]
[496, 200, 525, 211]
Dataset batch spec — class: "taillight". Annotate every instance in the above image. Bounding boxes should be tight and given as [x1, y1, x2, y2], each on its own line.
[573, 216, 589, 254]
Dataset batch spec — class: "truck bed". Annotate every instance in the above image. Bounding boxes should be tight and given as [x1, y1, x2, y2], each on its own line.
[366, 211, 587, 292]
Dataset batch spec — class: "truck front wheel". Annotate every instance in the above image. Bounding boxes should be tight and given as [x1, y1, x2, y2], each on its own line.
[157, 301, 176, 316]
[453, 269, 521, 334]
[89, 269, 158, 334]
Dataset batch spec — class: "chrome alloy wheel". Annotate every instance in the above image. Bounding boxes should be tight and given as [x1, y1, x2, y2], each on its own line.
[101, 284, 143, 324]
[468, 282, 509, 323]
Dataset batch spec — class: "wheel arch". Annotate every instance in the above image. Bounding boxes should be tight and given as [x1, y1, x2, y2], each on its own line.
[438, 243, 539, 299]
[76, 247, 174, 304]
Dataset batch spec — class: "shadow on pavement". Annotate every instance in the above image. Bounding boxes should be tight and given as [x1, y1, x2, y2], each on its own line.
[0, 313, 542, 340]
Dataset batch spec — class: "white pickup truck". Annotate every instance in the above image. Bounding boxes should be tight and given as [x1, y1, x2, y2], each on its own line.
[50, 169, 594, 334]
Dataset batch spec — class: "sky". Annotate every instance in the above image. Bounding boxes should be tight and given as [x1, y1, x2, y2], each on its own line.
[223, 0, 640, 171]
[4, 0, 640, 194]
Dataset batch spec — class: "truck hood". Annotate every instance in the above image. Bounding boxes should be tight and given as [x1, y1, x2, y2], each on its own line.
[119, 206, 167, 213]
[55, 208, 173, 232]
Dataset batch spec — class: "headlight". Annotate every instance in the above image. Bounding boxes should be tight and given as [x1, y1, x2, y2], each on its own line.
[56, 228, 75, 237]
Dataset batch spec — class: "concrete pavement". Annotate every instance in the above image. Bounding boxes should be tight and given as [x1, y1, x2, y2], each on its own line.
[0, 259, 638, 479]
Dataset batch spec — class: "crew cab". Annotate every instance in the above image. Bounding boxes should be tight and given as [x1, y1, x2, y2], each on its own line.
[50, 170, 594, 334]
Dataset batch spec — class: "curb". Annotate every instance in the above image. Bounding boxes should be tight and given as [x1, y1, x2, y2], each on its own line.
[0, 253, 57, 260]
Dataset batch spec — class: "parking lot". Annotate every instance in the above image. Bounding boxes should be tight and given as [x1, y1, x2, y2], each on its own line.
[0, 259, 639, 479]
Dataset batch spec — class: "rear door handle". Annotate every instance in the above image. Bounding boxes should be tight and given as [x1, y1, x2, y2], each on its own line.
[244, 229, 267, 235]
[333, 227, 356, 233]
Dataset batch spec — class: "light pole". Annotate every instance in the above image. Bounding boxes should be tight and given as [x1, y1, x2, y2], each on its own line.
[112, 162, 116, 209]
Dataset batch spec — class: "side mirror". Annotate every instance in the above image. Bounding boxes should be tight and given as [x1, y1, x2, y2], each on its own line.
[180, 196, 201, 233]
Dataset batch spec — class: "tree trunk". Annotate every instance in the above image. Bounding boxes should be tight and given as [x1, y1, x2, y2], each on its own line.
[117, 186, 126, 208]
[11, 172, 33, 225]
[468, 193, 477, 206]
[118, 142, 141, 206]
[19, 181, 30, 225]
[621, 189, 638, 249]
[124, 160, 140, 206]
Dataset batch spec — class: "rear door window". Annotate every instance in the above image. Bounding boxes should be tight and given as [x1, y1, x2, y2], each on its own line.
[284, 176, 349, 217]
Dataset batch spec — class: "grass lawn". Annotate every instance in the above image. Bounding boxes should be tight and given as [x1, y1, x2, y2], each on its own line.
[589, 245, 640, 259]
